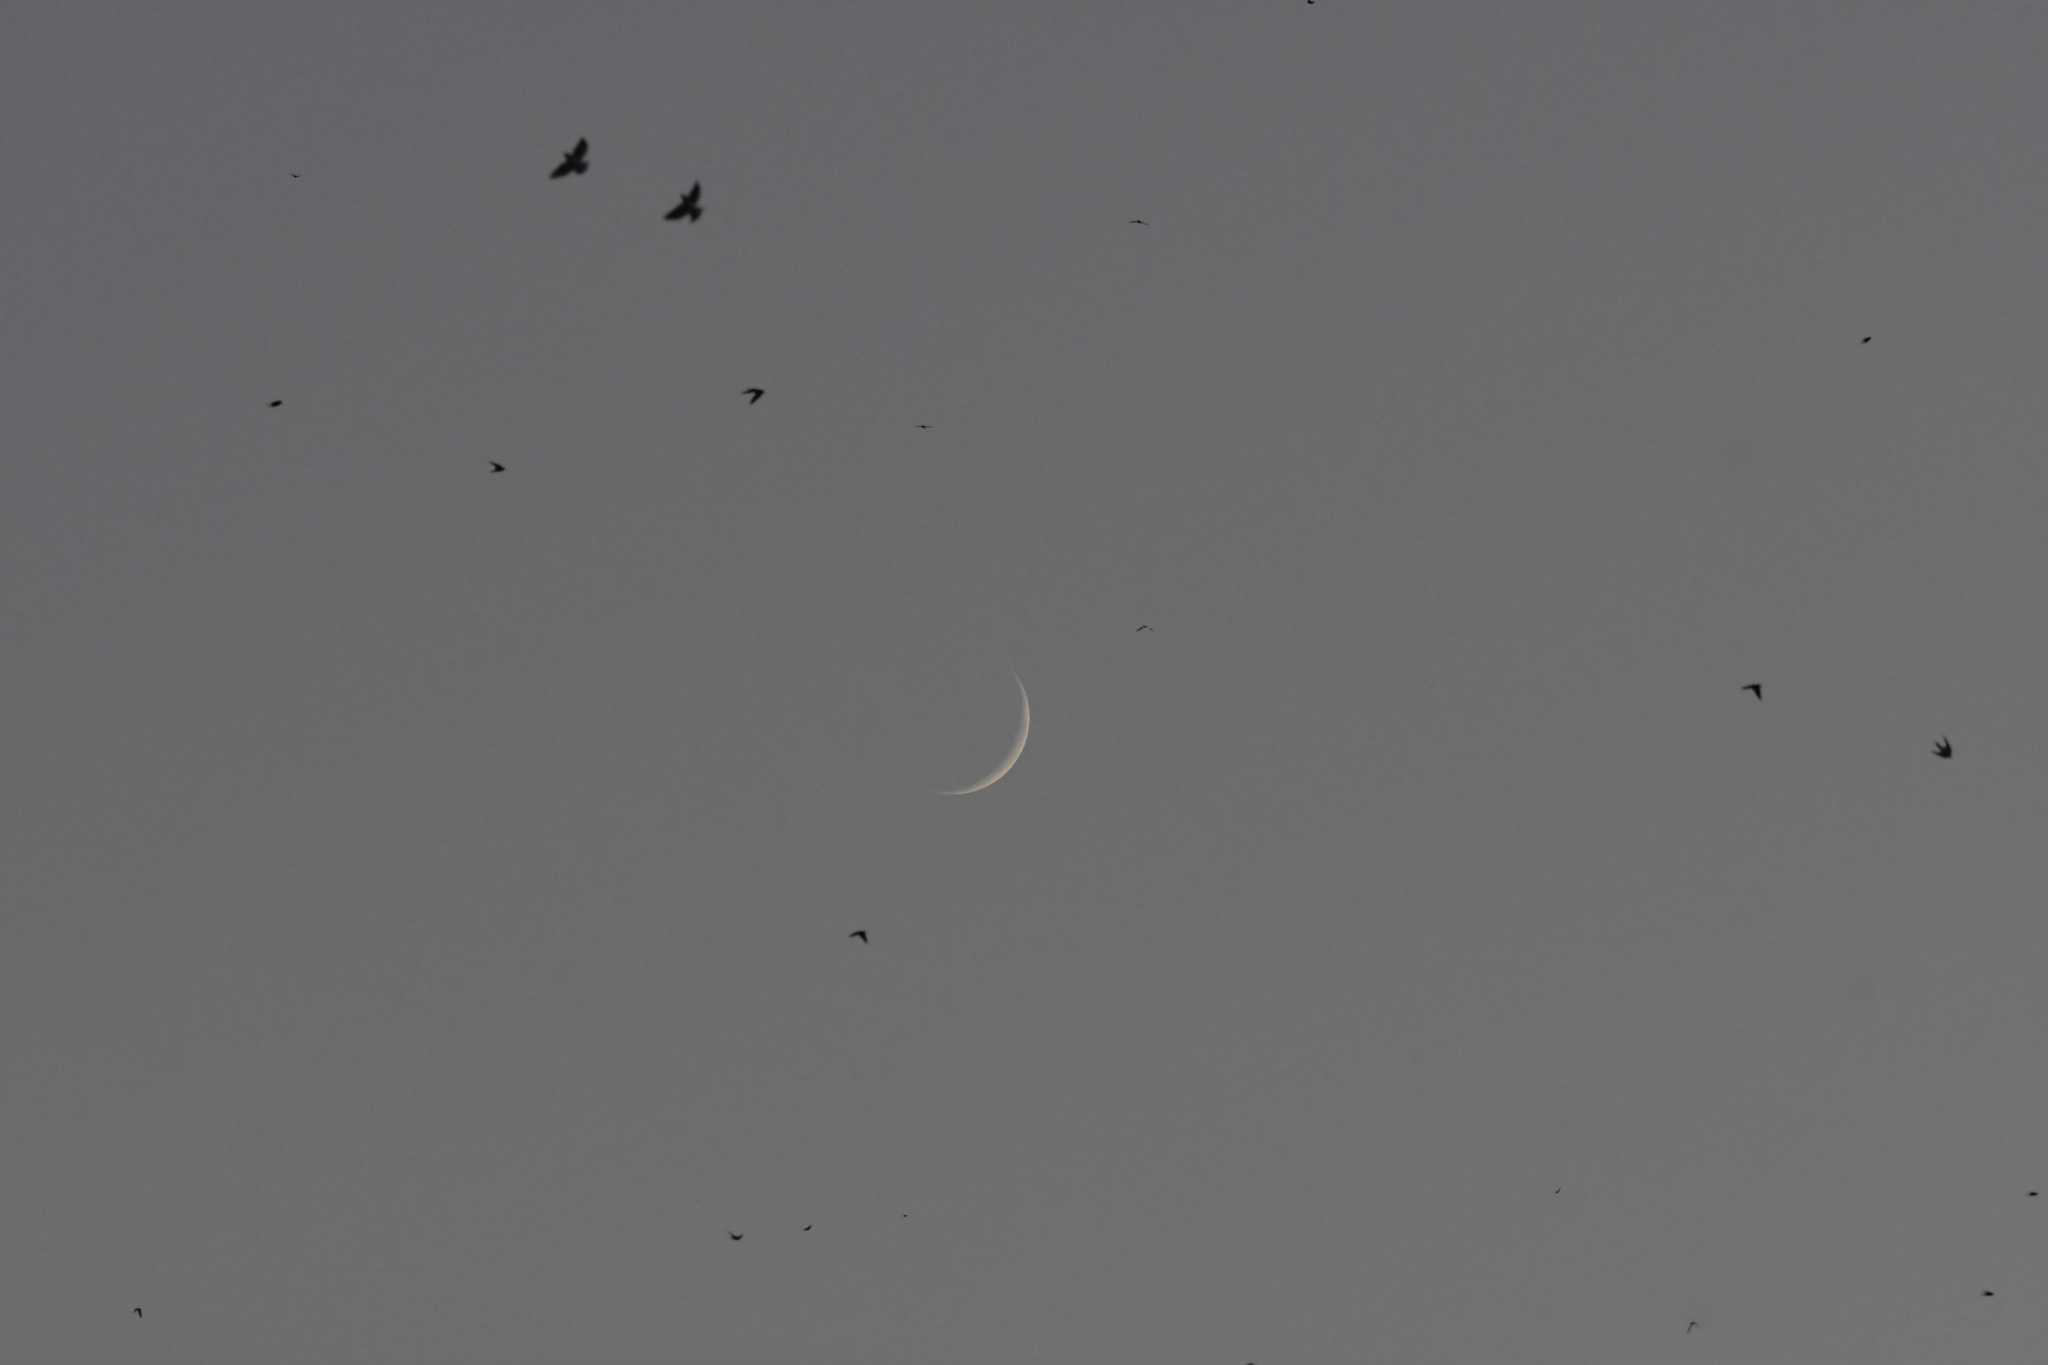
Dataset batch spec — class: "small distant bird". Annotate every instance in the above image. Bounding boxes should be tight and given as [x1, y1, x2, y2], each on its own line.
[1933, 736, 1954, 759]
[1686, 1321, 1698, 1334]
[2030, 1191, 2040, 1197]
[1554, 1187, 1562, 1194]
[289, 172, 300, 179]
[133, 1308, 142, 1318]
[728, 1231, 743, 1242]
[1135, 625, 1153, 632]
[802, 1224, 813, 1231]
[849, 930, 868, 943]
[1982, 1289, 1995, 1297]
[267, 399, 283, 408]
[914, 423, 933, 429]
[1861, 336, 1872, 344]
[549, 137, 590, 179]
[489, 462, 506, 472]
[1741, 682, 1762, 699]
[1129, 218, 1149, 225]
[742, 387, 765, 405]
[663, 183, 704, 222]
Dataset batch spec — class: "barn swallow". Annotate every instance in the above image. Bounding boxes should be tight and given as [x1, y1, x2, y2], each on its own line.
[550, 138, 590, 179]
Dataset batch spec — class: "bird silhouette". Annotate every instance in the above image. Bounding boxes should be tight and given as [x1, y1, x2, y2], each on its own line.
[489, 462, 506, 473]
[849, 930, 868, 943]
[1135, 625, 1153, 632]
[133, 1308, 142, 1318]
[742, 387, 765, 404]
[1741, 682, 1762, 699]
[663, 183, 704, 222]
[1933, 736, 1954, 759]
[2031, 1191, 2040, 1197]
[914, 423, 933, 429]
[267, 399, 283, 408]
[728, 1231, 743, 1242]
[1686, 1322, 1698, 1334]
[1861, 336, 1872, 343]
[1982, 1289, 1995, 1297]
[1129, 218, 1149, 225]
[289, 172, 300, 179]
[803, 1224, 813, 1231]
[549, 138, 589, 179]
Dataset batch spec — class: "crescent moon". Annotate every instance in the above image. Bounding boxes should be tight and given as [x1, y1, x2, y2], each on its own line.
[937, 674, 1030, 795]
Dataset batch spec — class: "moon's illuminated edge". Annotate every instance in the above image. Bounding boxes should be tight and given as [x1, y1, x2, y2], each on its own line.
[937, 674, 1030, 795]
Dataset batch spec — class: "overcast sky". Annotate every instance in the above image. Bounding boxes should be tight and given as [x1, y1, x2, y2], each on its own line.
[6, 2, 2048, 1361]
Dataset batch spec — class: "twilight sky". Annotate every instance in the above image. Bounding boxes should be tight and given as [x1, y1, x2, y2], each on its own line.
[6, 2, 2048, 1361]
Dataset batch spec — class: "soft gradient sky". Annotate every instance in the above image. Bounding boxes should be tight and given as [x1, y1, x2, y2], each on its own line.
[6, 2, 2048, 1361]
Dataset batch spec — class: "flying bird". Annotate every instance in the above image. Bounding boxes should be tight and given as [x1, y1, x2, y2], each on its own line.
[663, 183, 704, 222]
[549, 137, 589, 179]
[267, 399, 283, 408]
[2030, 1191, 2040, 1197]
[728, 1231, 743, 1242]
[1982, 1289, 1996, 1297]
[848, 930, 868, 943]
[1741, 682, 1762, 699]
[489, 462, 506, 472]
[914, 423, 933, 429]
[742, 387, 765, 404]
[1686, 1322, 1698, 1334]
[289, 172, 300, 179]
[1129, 218, 1149, 225]
[1861, 336, 1872, 343]
[1933, 736, 1954, 759]
[133, 1308, 142, 1318]
[1135, 625, 1153, 632]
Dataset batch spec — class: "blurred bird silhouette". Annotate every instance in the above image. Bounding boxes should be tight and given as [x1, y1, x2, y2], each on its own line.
[664, 183, 704, 222]
[549, 138, 589, 179]
[133, 1308, 142, 1318]
[742, 387, 765, 404]
[1741, 683, 1762, 699]
[267, 399, 283, 408]
[728, 1231, 743, 1242]
[1135, 625, 1153, 632]
[849, 930, 868, 943]
[1933, 736, 1954, 759]
[489, 462, 506, 473]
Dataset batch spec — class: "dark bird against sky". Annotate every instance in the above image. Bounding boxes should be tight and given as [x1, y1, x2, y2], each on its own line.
[848, 930, 868, 943]
[1741, 682, 1762, 699]
[549, 137, 589, 179]
[489, 462, 506, 472]
[267, 399, 283, 408]
[664, 183, 704, 222]
[743, 387, 765, 404]
[1135, 625, 1153, 632]
[1933, 736, 1953, 758]
[728, 1231, 743, 1241]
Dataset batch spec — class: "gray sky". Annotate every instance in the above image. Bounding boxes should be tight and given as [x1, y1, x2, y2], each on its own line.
[6, 1, 2048, 1360]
